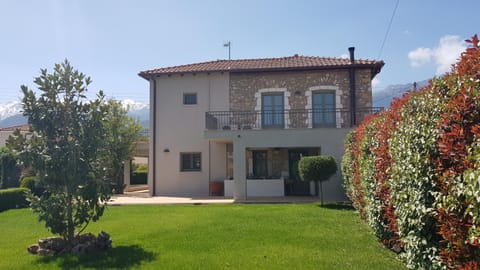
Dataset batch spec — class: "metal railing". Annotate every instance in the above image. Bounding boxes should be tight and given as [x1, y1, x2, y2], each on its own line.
[205, 107, 382, 130]
[138, 128, 150, 139]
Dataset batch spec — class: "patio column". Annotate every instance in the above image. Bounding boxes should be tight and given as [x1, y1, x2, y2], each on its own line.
[233, 140, 247, 200]
[124, 160, 131, 189]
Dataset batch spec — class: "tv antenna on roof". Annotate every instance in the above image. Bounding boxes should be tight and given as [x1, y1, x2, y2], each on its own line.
[223, 41, 231, 60]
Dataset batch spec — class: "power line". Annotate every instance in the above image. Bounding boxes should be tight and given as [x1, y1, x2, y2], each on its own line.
[377, 0, 400, 59]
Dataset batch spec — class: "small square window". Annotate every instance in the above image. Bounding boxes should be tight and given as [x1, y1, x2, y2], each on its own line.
[183, 93, 197, 105]
[180, 152, 201, 171]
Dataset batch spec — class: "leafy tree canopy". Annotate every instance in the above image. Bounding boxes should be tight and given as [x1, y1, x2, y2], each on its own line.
[13, 60, 139, 244]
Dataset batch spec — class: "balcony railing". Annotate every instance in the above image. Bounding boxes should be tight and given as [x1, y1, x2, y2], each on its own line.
[205, 107, 382, 130]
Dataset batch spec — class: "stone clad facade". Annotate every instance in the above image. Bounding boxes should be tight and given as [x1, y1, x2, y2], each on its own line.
[229, 69, 373, 111]
[229, 68, 374, 128]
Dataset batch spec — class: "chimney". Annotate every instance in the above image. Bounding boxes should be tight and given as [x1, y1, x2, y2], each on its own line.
[348, 47, 356, 126]
[348, 47, 355, 64]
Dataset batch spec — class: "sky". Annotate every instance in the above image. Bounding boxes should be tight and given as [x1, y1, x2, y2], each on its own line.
[0, 0, 479, 104]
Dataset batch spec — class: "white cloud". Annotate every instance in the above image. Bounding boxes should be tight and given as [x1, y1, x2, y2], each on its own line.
[339, 54, 349, 59]
[434, 35, 466, 74]
[372, 77, 380, 87]
[408, 47, 433, 67]
[408, 35, 466, 75]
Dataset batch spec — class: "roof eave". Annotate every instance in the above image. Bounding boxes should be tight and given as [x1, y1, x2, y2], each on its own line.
[138, 63, 384, 78]
[138, 72, 152, 81]
[371, 61, 385, 79]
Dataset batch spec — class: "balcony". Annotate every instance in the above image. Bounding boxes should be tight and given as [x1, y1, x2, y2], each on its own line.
[205, 108, 382, 130]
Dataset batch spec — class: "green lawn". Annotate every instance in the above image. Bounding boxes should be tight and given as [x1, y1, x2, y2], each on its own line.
[0, 203, 406, 270]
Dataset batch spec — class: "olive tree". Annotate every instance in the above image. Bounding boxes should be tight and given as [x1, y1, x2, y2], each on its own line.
[17, 60, 111, 245]
[299, 155, 337, 205]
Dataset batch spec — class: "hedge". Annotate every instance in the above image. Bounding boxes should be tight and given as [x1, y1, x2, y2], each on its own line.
[131, 172, 147, 185]
[342, 35, 480, 269]
[0, 188, 29, 211]
[0, 147, 21, 189]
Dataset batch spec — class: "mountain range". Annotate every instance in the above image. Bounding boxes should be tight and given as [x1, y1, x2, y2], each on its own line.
[0, 99, 150, 128]
[372, 79, 430, 108]
[0, 79, 431, 128]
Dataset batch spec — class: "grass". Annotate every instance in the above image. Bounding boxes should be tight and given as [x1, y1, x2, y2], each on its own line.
[0, 203, 406, 270]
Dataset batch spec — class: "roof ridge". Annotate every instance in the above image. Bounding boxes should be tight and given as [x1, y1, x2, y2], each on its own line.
[138, 55, 384, 79]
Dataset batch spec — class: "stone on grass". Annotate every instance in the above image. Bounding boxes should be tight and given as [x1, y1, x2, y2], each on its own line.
[28, 231, 112, 256]
[27, 244, 39, 254]
[37, 248, 55, 256]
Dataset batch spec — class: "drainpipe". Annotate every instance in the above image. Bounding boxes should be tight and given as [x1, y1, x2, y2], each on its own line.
[348, 47, 356, 126]
[151, 78, 157, 196]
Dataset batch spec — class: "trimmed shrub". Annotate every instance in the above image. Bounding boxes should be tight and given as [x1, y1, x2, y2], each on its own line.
[298, 156, 337, 182]
[0, 188, 29, 211]
[433, 35, 480, 269]
[20, 176, 44, 196]
[299, 155, 337, 204]
[131, 171, 147, 185]
[0, 147, 21, 189]
[389, 88, 444, 269]
[130, 164, 148, 185]
[342, 35, 480, 269]
[135, 164, 147, 173]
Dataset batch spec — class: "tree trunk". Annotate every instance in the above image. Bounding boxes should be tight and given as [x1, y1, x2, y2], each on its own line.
[320, 181, 324, 206]
[66, 192, 74, 245]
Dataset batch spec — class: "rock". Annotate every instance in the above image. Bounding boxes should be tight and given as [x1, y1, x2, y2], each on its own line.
[27, 244, 39, 254]
[71, 243, 89, 256]
[37, 248, 54, 256]
[38, 238, 49, 249]
[38, 237, 66, 252]
[98, 231, 110, 240]
[29, 231, 112, 256]
[85, 243, 98, 254]
[96, 231, 112, 249]
[77, 232, 96, 244]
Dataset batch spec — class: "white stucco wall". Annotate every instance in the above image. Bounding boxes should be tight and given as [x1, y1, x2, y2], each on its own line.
[224, 179, 285, 197]
[0, 131, 12, 147]
[0, 129, 32, 147]
[151, 73, 229, 196]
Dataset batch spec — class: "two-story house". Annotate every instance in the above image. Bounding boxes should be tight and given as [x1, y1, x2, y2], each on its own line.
[139, 48, 384, 201]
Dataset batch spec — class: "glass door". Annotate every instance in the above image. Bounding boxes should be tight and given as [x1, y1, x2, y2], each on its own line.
[252, 150, 268, 178]
[287, 149, 310, 195]
[312, 92, 335, 127]
[262, 93, 284, 128]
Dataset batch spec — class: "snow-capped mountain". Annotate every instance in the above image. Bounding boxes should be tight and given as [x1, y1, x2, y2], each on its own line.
[121, 99, 149, 111]
[0, 100, 150, 128]
[0, 100, 23, 121]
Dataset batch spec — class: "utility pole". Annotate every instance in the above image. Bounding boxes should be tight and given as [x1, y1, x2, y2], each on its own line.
[223, 41, 231, 60]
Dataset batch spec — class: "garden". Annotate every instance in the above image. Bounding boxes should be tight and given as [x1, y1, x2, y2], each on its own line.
[0, 203, 406, 270]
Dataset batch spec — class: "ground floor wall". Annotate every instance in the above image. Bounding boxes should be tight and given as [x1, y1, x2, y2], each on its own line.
[206, 128, 351, 201]
[149, 140, 227, 196]
[149, 128, 350, 201]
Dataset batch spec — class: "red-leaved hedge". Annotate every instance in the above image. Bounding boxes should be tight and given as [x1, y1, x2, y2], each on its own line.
[342, 35, 480, 270]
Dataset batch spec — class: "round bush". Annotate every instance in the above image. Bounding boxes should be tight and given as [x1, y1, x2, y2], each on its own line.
[298, 156, 337, 182]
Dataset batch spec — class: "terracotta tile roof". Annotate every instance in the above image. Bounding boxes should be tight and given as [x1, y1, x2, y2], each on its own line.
[0, 124, 31, 132]
[139, 55, 384, 79]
